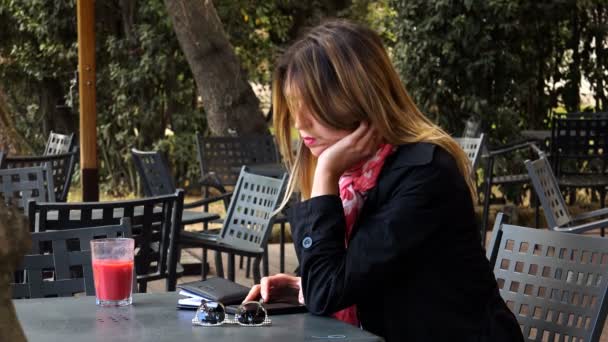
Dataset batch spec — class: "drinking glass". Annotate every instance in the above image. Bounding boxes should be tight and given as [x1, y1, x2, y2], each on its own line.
[90, 238, 135, 307]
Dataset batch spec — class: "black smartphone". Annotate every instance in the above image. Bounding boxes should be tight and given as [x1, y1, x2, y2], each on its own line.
[225, 301, 308, 315]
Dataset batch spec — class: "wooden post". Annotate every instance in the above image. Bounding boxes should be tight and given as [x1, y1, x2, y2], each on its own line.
[77, 0, 99, 201]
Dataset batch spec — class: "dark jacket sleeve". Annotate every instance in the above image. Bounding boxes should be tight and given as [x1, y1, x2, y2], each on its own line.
[289, 160, 450, 316]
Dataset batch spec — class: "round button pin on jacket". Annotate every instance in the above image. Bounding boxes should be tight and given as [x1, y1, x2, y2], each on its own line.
[302, 236, 313, 249]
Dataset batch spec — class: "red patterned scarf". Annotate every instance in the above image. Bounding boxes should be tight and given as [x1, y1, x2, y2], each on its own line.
[332, 143, 396, 326]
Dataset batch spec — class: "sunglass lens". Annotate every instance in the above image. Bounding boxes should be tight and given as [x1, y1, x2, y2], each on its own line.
[236, 302, 266, 325]
[196, 301, 226, 325]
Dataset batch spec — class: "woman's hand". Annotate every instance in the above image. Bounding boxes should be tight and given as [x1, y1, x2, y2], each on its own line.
[312, 121, 381, 197]
[243, 274, 304, 304]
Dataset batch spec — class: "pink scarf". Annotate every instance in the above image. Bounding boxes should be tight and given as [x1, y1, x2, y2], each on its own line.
[332, 143, 396, 326]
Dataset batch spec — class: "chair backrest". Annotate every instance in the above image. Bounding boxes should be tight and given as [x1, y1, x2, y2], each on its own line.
[462, 116, 482, 138]
[454, 133, 486, 170]
[44, 131, 75, 155]
[0, 165, 55, 213]
[525, 155, 572, 229]
[0, 150, 5, 168]
[28, 191, 184, 291]
[3, 150, 78, 202]
[196, 133, 280, 188]
[218, 166, 287, 251]
[12, 218, 132, 299]
[131, 148, 176, 197]
[551, 115, 608, 177]
[487, 213, 608, 342]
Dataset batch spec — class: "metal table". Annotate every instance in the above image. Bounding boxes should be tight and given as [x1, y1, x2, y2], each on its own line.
[14, 292, 383, 341]
[521, 129, 550, 142]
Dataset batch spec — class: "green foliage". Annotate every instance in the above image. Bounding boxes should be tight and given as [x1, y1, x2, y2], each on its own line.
[216, 1, 292, 84]
[345, 0, 398, 47]
[390, 0, 608, 203]
[0, 0, 204, 195]
[0, 0, 78, 152]
[391, 0, 608, 143]
[0, 0, 398, 196]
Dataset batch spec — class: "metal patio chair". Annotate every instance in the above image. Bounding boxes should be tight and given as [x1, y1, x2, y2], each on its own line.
[195, 133, 280, 192]
[28, 190, 184, 292]
[480, 140, 544, 246]
[179, 166, 287, 284]
[487, 213, 608, 341]
[454, 133, 486, 171]
[12, 218, 131, 299]
[551, 114, 608, 208]
[525, 155, 608, 235]
[195, 133, 293, 275]
[131, 148, 227, 278]
[0, 165, 54, 213]
[2, 150, 78, 202]
[44, 131, 75, 155]
[131, 148, 223, 226]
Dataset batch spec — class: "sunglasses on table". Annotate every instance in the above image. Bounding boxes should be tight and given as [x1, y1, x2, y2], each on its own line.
[192, 300, 272, 327]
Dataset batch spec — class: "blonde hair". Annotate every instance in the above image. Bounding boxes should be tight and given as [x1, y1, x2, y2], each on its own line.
[273, 19, 475, 211]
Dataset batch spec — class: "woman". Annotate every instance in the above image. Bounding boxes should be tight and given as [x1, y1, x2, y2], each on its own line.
[244, 19, 523, 341]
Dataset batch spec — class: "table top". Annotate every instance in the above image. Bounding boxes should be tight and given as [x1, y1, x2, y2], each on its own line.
[521, 129, 551, 141]
[14, 292, 383, 342]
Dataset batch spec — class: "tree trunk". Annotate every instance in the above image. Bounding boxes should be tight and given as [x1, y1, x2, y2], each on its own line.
[164, 0, 267, 136]
[0, 86, 33, 154]
[0, 203, 30, 342]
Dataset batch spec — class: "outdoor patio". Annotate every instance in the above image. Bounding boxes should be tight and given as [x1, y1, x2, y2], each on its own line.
[3, 1, 608, 341]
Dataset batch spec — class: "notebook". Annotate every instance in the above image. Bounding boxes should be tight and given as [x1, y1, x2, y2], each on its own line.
[176, 277, 308, 314]
[177, 277, 250, 307]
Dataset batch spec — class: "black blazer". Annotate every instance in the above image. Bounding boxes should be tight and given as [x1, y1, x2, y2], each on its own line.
[288, 143, 524, 342]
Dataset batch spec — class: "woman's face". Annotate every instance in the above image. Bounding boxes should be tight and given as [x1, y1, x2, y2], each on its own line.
[291, 105, 351, 157]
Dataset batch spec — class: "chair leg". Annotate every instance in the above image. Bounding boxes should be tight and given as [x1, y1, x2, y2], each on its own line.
[253, 256, 262, 284]
[262, 246, 269, 277]
[568, 188, 576, 206]
[531, 189, 540, 228]
[215, 251, 224, 278]
[245, 257, 251, 278]
[138, 280, 147, 293]
[280, 223, 285, 273]
[201, 248, 208, 280]
[227, 253, 235, 282]
[202, 221, 209, 280]
[166, 274, 176, 292]
[601, 188, 606, 237]
[167, 246, 179, 292]
[481, 157, 495, 246]
[239, 255, 244, 269]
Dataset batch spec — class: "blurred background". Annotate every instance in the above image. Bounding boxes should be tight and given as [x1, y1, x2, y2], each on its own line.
[0, 0, 606, 213]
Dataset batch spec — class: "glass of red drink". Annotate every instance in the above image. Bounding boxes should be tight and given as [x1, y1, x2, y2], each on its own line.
[90, 238, 135, 307]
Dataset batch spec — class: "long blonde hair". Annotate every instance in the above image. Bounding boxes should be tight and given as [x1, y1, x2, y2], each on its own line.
[273, 19, 475, 211]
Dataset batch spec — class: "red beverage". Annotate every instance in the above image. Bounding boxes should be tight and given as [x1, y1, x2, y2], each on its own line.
[92, 260, 133, 301]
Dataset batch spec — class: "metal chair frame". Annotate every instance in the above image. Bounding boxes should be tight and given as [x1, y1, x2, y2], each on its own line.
[487, 213, 608, 341]
[481, 141, 544, 246]
[180, 166, 287, 284]
[12, 218, 131, 299]
[195, 134, 292, 276]
[0, 165, 55, 213]
[550, 114, 608, 208]
[525, 155, 608, 234]
[44, 131, 75, 155]
[454, 133, 486, 171]
[28, 191, 184, 292]
[3, 150, 78, 202]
